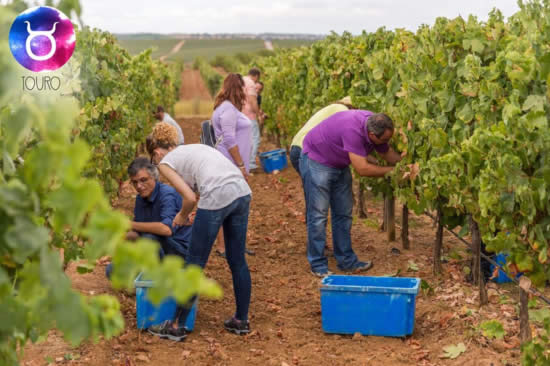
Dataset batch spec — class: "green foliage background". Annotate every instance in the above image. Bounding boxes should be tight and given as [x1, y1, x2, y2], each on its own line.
[255, 1, 550, 363]
[0, 3, 220, 365]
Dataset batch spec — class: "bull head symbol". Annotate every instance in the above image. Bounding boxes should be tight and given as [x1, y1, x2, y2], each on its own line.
[25, 21, 58, 61]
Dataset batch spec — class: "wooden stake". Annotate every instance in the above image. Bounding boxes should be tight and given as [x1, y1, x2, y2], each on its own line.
[381, 193, 387, 232]
[402, 204, 410, 250]
[469, 216, 488, 305]
[358, 182, 368, 218]
[433, 209, 443, 275]
[519, 287, 532, 343]
[386, 193, 396, 242]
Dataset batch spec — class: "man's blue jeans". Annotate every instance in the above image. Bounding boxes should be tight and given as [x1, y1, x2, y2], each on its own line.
[289, 145, 302, 175]
[299, 153, 359, 272]
[176, 194, 252, 326]
[249, 119, 260, 169]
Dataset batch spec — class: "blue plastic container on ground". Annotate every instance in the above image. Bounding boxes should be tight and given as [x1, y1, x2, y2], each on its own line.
[320, 275, 420, 337]
[491, 253, 521, 284]
[259, 149, 288, 173]
[134, 273, 197, 330]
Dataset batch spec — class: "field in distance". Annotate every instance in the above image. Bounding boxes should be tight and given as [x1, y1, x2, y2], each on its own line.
[117, 38, 316, 62]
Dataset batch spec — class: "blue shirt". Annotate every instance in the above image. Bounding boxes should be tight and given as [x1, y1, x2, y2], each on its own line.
[133, 182, 191, 245]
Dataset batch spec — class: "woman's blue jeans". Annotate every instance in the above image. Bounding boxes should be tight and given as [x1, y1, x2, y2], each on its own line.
[176, 194, 252, 326]
[299, 153, 359, 272]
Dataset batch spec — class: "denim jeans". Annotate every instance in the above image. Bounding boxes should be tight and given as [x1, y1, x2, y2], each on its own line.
[249, 119, 260, 169]
[290, 145, 307, 221]
[143, 232, 190, 259]
[176, 194, 252, 327]
[105, 232, 189, 279]
[299, 153, 359, 272]
[289, 145, 302, 175]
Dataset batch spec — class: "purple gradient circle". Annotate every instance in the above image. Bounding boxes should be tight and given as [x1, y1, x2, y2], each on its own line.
[9, 6, 76, 72]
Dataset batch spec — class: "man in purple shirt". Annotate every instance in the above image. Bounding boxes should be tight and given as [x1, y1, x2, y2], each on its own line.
[300, 110, 403, 277]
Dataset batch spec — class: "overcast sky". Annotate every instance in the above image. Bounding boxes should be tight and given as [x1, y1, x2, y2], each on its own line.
[80, 0, 520, 34]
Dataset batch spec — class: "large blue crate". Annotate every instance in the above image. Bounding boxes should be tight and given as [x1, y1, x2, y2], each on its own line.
[320, 275, 420, 337]
[134, 273, 197, 330]
[259, 149, 288, 173]
[491, 253, 522, 284]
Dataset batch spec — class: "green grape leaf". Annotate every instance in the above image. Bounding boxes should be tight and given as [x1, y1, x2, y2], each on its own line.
[480, 320, 506, 339]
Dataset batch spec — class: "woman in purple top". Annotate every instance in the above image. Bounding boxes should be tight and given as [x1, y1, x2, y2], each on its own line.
[212, 73, 252, 173]
[211, 73, 253, 256]
[300, 111, 405, 277]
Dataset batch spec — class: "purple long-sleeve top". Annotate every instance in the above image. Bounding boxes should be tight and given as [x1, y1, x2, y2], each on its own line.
[211, 100, 253, 172]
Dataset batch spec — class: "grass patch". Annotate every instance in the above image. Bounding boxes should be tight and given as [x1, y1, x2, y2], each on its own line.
[117, 39, 181, 58]
[174, 99, 213, 117]
[118, 38, 317, 62]
[363, 218, 380, 229]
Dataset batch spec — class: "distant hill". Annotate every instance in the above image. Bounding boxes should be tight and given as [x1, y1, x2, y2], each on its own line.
[114, 33, 325, 41]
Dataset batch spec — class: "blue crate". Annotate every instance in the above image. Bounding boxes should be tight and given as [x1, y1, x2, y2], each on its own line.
[320, 275, 420, 337]
[491, 253, 522, 284]
[134, 273, 197, 330]
[259, 149, 288, 173]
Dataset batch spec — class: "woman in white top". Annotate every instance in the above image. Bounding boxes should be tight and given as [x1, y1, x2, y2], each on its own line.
[145, 122, 252, 341]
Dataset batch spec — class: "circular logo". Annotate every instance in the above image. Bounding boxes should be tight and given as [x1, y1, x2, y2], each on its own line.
[9, 6, 76, 72]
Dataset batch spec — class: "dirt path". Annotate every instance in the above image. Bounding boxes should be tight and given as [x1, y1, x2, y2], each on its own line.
[23, 118, 524, 366]
[179, 69, 212, 100]
[159, 40, 185, 62]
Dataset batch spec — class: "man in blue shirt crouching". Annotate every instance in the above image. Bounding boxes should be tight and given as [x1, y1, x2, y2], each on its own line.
[106, 157, 191, 278]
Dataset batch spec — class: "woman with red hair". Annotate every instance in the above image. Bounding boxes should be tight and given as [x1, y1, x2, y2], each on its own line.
[211, 73, 254, 257]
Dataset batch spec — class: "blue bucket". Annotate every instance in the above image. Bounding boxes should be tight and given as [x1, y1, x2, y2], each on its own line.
[259, 149, 288, 173]
[320, 275, 420, 337]
[134, 273, 197, 330]
[491, 253, 522, 284]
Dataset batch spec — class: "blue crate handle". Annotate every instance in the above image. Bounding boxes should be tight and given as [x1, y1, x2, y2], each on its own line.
[321, 275, 420, 294]
[260, 149, 286, 159]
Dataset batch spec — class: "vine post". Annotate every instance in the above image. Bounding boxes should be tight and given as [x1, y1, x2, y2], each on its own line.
[402, 204, 409, 249]
[385, 191, 396, 242]
[357, 181, 368, 218]
[469, 216, 488, 305]
[519, 287, 532, 343]
[433, 209, 443, 275]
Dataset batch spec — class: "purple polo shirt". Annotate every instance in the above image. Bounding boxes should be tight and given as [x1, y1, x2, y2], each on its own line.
[302, 110, 390, 169]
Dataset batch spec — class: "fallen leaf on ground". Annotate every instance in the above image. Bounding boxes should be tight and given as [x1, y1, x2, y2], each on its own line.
[407, 260, 419, 272]
[439, 312, 454, 329]
[440, 342, 466, 359]
[406, 338, 421, 350]
[412, 349, 430, 361]
[135, 354, 150, 363]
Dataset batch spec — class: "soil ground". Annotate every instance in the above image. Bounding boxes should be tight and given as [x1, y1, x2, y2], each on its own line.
[21, 71, 536, 366]
[179, 69, 212, 100]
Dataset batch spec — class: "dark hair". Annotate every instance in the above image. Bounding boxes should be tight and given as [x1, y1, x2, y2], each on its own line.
[257, 81, 264, 87]
[366, 113, 394, 137]
[214, 73, 246, 110]
[248, 67, 261, 77]
[128, 157, 159, 180]
[153, 105, 165, 120]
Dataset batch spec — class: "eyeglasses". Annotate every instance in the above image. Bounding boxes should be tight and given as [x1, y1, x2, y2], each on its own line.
[131, 177, 151, 187]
